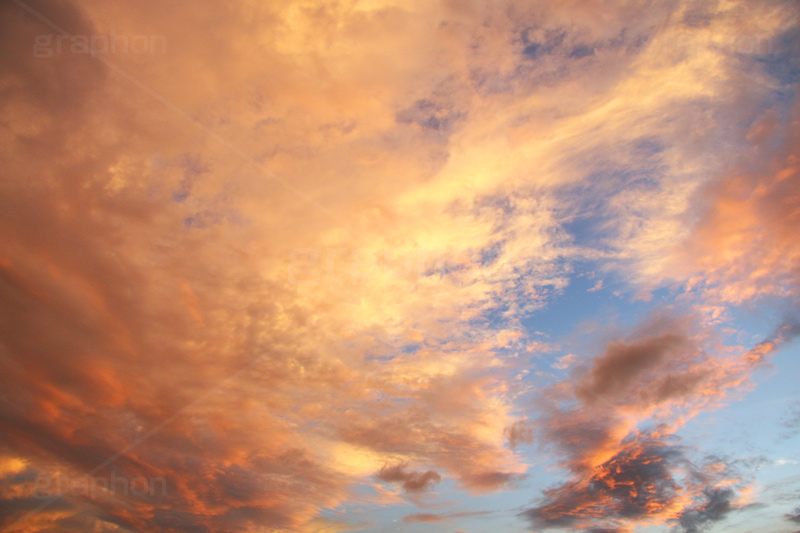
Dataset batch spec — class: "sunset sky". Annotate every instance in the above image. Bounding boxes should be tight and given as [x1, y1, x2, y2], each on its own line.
[1, 0, 799, 532]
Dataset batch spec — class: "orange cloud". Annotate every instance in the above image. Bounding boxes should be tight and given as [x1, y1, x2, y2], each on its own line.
[1, 0, 797, 531]
[525, 308, 795, 531]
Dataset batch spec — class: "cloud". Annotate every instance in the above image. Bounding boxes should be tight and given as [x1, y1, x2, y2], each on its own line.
[2, 0, 566, 527]
[402, 513, 444, 523]
[376, 463, 441, 494]
[402, 510, 490, 523]
[787, 505, 800, 524]
[505, 421, 534, 450]
[677, 487, 737, 533]
[523, 436, 686, 530]
[551, 353, 577, 370]
[525, 422, 758, 532]
[587, 280, 603, 292]
[1, 0, 798, 531]
[575, 331, 690, 406]
[524, 308, 790, 531]
[779, 400, 800, 441]
[622, 62, 800, 307]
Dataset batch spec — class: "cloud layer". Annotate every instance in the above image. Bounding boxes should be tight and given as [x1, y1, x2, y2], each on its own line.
[1, 0, 798, 531]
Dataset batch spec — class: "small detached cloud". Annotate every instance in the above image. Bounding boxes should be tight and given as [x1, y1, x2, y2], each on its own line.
[376, 463, 441, 494]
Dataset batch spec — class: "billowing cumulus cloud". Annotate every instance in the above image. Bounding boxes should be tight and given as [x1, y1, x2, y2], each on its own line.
[1, 0, 799, 531]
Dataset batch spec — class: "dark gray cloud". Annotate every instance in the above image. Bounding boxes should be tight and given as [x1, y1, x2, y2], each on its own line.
[787, 505, 800, 525]
[677, 487, 736, 533]
[505, 420, 534, 450]
[576, 332, 688, 405]
[524, 308, 776, 531]
[376, 463, 442, 493]
[522, 437, 684, 530]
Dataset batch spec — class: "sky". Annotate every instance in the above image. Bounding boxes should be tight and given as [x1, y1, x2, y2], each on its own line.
[0, 0, 799, 532]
